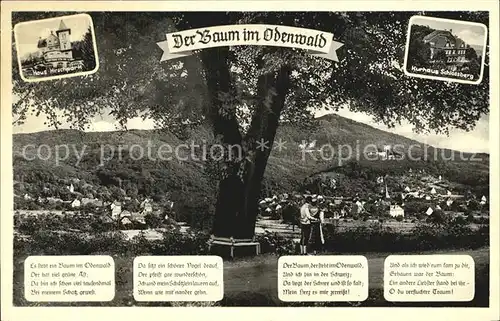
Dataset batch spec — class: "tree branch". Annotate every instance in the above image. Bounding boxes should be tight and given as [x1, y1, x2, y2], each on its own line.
[199, 47, 242, 145]
[244, 59, 292, 147]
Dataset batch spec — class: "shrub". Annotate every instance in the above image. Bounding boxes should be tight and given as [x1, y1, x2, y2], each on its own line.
[404, 200, 431, 216]
[473, 216, 489, 225]
[270, 209, 282, 220]
[425, 210, 449, 226]
[13, 225, 213, 258]
[144, 213, 163, 228]
[467, 199, 480, 211]
[16, 215, 40, 234]
[320, 218, 487, 254]
[13, 211, 488, 258]
[256, 232, 295, 255]
[281, 204, 299, 225]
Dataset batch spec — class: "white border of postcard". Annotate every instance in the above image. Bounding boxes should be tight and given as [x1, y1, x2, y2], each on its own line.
[403, 15, 488, 85]
[13, 13, 99, 83]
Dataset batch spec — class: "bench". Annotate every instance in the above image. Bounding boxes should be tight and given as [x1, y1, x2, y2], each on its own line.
[207, 236, 261, 258]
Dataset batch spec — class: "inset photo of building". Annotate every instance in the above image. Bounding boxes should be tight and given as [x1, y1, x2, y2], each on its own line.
[14, 13, 99, 82]
[404, 16, 487, 84]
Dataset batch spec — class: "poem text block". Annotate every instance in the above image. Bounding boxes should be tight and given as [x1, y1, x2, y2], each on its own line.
[133, 256, 223, 302]
[278, 255, 368, 302]
[24, 255, 115, 302]
[384, 255, 475, 301]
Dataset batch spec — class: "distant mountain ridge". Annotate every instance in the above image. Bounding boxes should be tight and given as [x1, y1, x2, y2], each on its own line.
[12, 113, 489, 225]
[12, 112, 489, 182]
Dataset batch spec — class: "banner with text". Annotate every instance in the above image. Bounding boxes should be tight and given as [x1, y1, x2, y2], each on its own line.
[157, 24, 343, 62]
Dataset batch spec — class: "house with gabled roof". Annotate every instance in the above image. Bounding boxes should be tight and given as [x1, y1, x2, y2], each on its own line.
[31, 20, 85, 71]
[389, 204, 404, 218]
[422, 28, 472, 69]
[140, 198, 153, 214]
[100, 214, 114, 225]
[120, 216, 133, 226]
[47, 197, 63, 204]
[71, 198, 81, 208]
[120, 210, 132, 218]
[131, 212, 147, 225]
[110, 201, 122, 219]
[81, 198, 102, 207]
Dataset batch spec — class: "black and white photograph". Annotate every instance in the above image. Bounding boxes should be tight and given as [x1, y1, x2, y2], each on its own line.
[6, 9, 494, 310]
[404, 16, 487, 84]
[14, 13, 98, 82]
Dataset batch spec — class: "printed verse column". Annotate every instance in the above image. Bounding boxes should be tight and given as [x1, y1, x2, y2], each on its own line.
[133, 256, 223, 301]
[278, 255, 368, 302]
[384, 255, 475, 301]
[24, 255, 115, 302]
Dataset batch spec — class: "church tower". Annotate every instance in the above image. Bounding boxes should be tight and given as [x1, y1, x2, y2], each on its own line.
[56, 20, 72, 51]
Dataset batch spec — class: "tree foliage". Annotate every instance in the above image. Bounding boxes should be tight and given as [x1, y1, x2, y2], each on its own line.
[12, 11, 489, 134]
[434, 49, 448, 63]
[72, 27, 97, 70]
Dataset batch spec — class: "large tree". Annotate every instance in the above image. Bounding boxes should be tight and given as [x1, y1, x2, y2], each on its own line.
[12, 11, 489, 239]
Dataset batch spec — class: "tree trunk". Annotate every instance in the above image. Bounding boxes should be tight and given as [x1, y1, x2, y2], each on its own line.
[211, 148, 275, 239]
[200, 46, 291, 239]
[211, 158, 258, 239]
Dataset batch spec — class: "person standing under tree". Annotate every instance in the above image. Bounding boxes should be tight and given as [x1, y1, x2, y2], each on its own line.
[299, 196, 315, 255]
[308, 198, 325, 255]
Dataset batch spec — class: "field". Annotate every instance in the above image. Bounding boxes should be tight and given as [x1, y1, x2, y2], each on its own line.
[12, 210, 490, 307]
[13, 246, 490, 307]
[16, 214, 481, 241]
[222, 247, 490, 306]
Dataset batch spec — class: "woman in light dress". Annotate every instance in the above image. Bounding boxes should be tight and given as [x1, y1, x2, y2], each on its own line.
[308, 198, 325, 255]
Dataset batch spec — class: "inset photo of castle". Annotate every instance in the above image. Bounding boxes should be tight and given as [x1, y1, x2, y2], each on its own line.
[404, 16, 487, 84]
[14, 13, 99, 82]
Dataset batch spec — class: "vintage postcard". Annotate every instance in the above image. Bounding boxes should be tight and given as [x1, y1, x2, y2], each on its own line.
[1, 2, 499, 321]
[404, 16, 488, 84]
[13, 13, 99, 82]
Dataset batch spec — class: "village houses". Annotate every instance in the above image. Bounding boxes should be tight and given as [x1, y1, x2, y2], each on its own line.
[110, 201, 122, 219]
[389, 204, 405, 218]
[71, 198, 81, 208]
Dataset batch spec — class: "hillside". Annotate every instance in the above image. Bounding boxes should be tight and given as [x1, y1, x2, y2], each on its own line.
[12, 113, 489, 225]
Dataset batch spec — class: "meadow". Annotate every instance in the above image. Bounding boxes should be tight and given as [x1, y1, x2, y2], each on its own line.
[13, 212, 490, 307]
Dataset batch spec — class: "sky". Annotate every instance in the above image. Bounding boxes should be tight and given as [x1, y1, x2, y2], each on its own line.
[14, 14, 92, 59]
[319, 109, 489, 154]
[12, 107, 490, 154]
[411, 16, 487, 47]
[11, 13, 489, 153]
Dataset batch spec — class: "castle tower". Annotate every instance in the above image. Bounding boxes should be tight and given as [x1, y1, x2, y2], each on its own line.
[56, 20, 72, 52]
